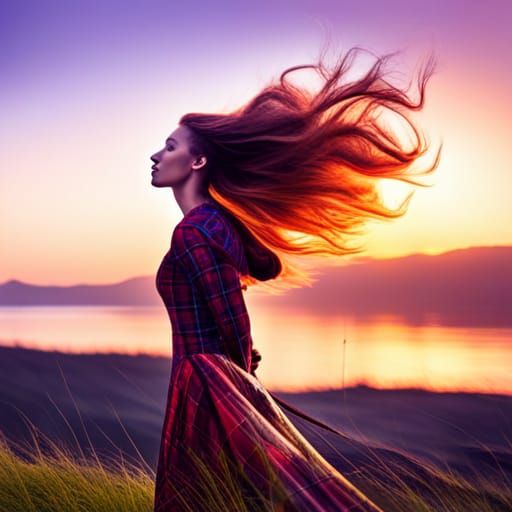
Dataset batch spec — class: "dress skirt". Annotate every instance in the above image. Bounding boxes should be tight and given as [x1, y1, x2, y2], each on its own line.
[153, 353, 384, 512]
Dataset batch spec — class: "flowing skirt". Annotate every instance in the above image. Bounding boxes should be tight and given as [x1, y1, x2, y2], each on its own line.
[154, 353, 384, 512]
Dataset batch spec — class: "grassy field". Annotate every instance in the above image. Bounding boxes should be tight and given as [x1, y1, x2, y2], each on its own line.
[1, 420, 511, 512]
[1, 346, 511, 511]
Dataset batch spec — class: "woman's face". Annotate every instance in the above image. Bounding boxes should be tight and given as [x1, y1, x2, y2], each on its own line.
[150, 125, 205, 188]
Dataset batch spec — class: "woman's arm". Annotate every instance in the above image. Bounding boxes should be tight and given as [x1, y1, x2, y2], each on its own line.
[173, 224, 253, 373]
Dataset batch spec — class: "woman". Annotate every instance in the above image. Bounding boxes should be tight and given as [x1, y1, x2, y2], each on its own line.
[150, 46, 440, 511]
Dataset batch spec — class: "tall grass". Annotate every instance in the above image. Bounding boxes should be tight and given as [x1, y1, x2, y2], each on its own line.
[1, 382, 512, 512]
[0, 422, 292, 512]
[1, 416, 511, 512]
[0, 428, 153, 512]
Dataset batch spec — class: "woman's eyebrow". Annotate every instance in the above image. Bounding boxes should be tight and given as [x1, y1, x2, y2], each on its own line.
[166, 137, 178, 144]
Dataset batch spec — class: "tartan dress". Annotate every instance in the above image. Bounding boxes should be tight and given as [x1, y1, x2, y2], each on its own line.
[153, 200, 384, 512]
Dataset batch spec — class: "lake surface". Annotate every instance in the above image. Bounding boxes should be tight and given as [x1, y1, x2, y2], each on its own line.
[1, 305, 511, 395]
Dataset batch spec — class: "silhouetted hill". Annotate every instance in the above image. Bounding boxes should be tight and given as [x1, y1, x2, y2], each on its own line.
[0, 276, 156, 306]
[1, 246, 511, 326]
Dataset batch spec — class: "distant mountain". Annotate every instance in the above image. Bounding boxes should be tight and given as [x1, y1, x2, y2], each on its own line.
[1, 246, 511, 326]
[265, 245, 512, 326]
[0, 276, 159, 306]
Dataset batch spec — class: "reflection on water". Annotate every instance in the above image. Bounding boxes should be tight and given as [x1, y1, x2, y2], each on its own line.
[0, 305, 511, 395]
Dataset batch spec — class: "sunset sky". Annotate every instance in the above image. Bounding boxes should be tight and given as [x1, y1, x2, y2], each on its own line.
[1, 0, 511, 286]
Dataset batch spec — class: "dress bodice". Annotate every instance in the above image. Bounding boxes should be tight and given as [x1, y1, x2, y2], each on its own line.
[155, 201, 252, 371]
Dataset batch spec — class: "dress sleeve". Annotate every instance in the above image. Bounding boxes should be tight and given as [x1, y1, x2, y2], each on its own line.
[173, 224, 252, 373]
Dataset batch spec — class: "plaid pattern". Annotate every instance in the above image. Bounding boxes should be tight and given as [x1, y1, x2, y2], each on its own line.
[155, 202, 252, 373]
[154, 202, 384, 511]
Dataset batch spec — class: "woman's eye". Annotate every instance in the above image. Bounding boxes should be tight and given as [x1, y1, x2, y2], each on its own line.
[166, 145, 174, 151]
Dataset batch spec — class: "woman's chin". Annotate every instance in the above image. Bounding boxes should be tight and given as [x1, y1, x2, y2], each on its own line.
[151, 176, 171, 188]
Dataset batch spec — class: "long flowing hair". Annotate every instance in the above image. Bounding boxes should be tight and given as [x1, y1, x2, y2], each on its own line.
[180, 45, 442, 293]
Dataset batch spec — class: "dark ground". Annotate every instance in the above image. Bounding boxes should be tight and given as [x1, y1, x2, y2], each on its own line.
[0, 345, 510, 508]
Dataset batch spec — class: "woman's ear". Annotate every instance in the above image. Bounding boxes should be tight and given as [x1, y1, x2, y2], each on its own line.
[192, 155, 207, 170]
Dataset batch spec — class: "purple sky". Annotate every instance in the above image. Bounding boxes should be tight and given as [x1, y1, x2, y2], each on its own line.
[1, 0, 511, 285]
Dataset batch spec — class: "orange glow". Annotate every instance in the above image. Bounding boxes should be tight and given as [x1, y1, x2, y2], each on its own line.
[4, 306, 510, 395]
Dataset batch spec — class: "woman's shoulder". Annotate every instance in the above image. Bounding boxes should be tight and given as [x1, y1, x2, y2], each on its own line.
[172, 203, 248, 272]
[173, 203, 228, 244]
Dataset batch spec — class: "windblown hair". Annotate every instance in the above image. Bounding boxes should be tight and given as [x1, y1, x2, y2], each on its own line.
[180, 45, 442, 293]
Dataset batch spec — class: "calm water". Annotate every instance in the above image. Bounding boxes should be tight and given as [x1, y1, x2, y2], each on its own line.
[1, 305, 511, 395]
